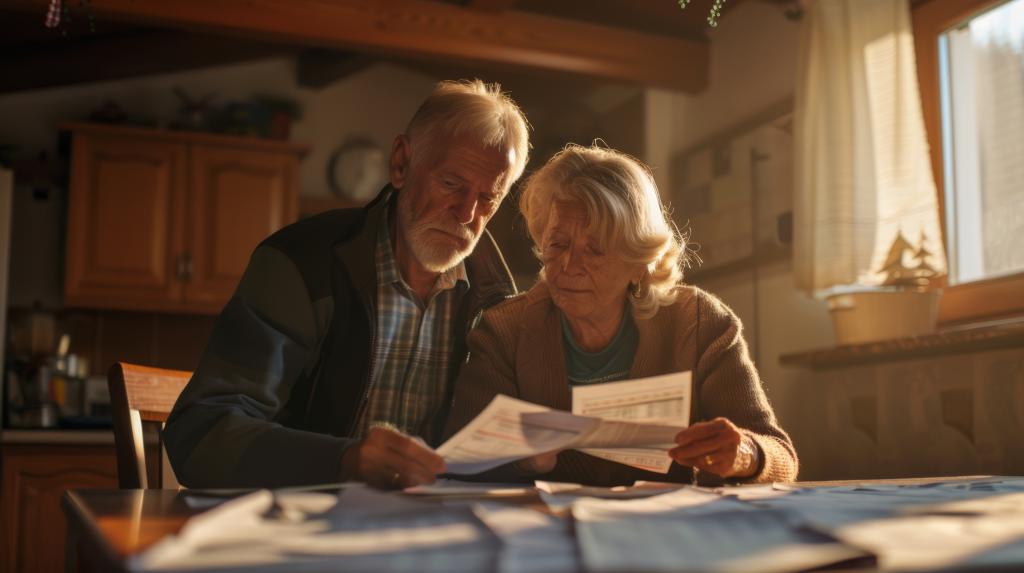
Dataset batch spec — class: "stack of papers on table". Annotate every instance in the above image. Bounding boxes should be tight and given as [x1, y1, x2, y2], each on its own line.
[535, 480, 684, 511]
[473, 502, 576, 573]
[438, 372, 691, 474]
[131, 486, 502, 572]
[404, 478, 535, 498]
[570, 478, 1024, 572]
[575, 501, 872, 573]
[756, 478, 1024, 571]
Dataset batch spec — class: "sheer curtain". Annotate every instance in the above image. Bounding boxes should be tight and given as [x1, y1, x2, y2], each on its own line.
[793, 0, 946, 292]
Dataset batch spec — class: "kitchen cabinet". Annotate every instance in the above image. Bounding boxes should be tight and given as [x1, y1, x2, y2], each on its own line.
[0, 441, 117, 573]
[0, 432, 161, 573]
[63, 123, 306, 314]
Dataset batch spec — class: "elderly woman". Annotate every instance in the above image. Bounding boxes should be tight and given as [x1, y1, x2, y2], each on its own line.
[443, 144, 798, 486]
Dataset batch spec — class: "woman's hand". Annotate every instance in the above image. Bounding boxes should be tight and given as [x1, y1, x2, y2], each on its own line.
[669, 417, 759, 479]
[513, 451, 559, 475]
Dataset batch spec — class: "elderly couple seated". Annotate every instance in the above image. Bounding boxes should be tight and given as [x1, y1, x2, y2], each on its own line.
[162, 80, 798, 490]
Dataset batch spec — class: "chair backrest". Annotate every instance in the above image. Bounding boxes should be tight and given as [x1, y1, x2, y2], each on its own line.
[107, 362, 191, 489]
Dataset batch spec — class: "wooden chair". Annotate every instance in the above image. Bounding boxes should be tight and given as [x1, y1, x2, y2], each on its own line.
[107, 362, 192, 489]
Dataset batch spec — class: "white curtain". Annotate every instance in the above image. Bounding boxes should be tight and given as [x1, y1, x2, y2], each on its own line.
[793, 0, 946, 292]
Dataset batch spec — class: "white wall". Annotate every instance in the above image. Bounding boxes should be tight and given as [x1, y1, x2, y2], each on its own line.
[644, 2, 802, 189]
[0, 58, 439, 198]
[643, 1, 837, 475]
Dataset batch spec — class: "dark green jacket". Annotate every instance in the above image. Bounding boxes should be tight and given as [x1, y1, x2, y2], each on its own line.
[164, 187, 517, 488]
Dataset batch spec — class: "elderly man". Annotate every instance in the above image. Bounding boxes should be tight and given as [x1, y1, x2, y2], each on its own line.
[164, 80, 530, 489]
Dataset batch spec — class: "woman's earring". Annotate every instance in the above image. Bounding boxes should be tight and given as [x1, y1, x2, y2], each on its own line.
[630, 280, 643, 299]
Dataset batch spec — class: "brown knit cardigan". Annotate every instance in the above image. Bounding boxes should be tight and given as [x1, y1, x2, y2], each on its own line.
[443, 281, 799, 486]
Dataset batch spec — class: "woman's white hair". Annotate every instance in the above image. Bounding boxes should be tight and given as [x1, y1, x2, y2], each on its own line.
[519, 144, 690, 319]
[405, 79, 530, 189]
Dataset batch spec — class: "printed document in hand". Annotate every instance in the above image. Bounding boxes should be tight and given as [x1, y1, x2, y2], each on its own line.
[438, 371, 691, 475]
[572, 372, 691, 473]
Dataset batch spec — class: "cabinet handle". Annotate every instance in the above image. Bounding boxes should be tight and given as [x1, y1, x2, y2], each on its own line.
[176, 254, 193, 282]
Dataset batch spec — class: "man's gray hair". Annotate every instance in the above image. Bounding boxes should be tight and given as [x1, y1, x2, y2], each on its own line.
[405, 79, 531, 189]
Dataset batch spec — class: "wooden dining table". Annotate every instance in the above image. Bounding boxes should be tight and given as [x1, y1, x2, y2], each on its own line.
[61, 476, 1021, 573]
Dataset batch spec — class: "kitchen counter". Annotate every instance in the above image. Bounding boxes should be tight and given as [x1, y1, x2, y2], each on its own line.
[1, 429, 116, 445]
[1, 428, 157, 445]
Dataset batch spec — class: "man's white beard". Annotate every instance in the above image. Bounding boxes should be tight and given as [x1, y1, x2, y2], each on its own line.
[398, 201, 479, 273]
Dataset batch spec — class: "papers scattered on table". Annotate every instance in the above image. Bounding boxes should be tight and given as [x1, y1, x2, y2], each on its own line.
[709, 482, 799, 501]
[535, 480, 683, 511]
[536, 480, 681, 498]
[574, 503, 870, 573]
[131, 486, 500, 572]
[571, 486, 752, 519]
[750, 477, 1024, 571]
[566, 477, 1024, 573]
[829, 512, 1024, 571]
[572, 372, 691, 473]
[129, 477, 1024, 573]
[473, 502, 576, 573]
[753, 478, 1024, 529]
[438, 372, 691, 475]
[404, 478, 534, 498]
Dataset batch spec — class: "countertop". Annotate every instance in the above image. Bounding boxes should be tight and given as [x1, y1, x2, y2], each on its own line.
[0, 429, 118, 445]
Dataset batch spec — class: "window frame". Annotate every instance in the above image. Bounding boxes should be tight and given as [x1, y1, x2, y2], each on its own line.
[913, 0, 1024, 325]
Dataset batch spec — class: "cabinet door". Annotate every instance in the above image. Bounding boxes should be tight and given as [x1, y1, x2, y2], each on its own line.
[185, 145, 298, 307]
[65, 134, 187, 311]
[0, 445, 117, 573]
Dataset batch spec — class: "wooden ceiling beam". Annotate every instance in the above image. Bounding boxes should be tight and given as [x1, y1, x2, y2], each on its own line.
[467, 0, 520, 12]
[16, 0, 709, 92]
[0, 30, 295, 94]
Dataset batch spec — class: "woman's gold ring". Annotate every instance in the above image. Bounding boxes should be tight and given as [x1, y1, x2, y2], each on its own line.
[390, 471, 401, 486]
[703, 454, 714, 466]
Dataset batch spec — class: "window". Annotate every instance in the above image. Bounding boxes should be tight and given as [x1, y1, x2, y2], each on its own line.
[914, 0, 1024, 324]
[939, 0, 1024, 285]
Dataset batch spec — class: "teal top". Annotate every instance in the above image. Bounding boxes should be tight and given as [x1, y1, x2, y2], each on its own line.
[562, 305, 639, 385]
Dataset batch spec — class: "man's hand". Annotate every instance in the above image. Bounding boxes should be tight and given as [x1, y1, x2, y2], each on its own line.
[668, 417, 758, 479]
[341, 426, 447, 489]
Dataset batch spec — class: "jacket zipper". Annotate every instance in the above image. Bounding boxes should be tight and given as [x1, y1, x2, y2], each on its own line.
[347, 298, 377, 437]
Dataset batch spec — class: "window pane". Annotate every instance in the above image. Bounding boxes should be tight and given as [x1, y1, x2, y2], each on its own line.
[941, 0, 1024, 285]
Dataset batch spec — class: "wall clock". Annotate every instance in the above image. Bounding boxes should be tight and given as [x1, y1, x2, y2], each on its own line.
[327, 138, 387, 202]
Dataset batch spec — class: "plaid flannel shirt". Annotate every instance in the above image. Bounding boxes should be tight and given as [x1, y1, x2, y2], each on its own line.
[354, 211, 469, 444]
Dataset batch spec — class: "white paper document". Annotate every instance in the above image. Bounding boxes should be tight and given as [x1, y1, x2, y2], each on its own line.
[473, 502, 577, 573]
[829, 513, 1024, 571]
[572, 372, 691, 473]
[571, 486, 751, 519]
[438, 383, 688, 475]
[575, 506, 870, 573]
[403, 478, 534, 497]
[535, 480, 684, 511]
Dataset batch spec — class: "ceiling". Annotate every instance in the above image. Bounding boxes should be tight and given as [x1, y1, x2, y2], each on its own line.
[0, 0, 794, 95]
[505, 0, 740, 40]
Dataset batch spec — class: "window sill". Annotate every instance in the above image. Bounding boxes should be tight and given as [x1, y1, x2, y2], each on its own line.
[779, 318, 1024, 371]
[938, 273, 1024, 326]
